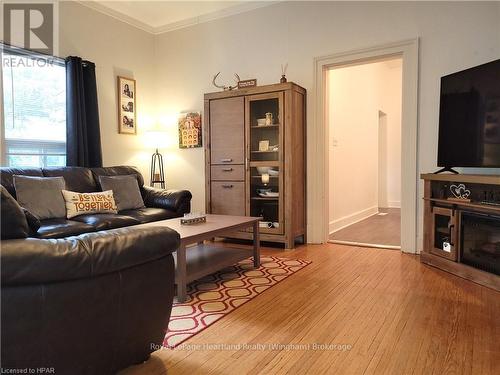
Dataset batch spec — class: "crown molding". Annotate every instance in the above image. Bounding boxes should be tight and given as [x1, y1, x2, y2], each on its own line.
[153, 1, 280, 35]
[76, 1, 156, 34]
[75, 1, 280, 36]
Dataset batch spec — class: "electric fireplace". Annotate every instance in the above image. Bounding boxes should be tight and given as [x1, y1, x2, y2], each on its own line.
[461, 212, 500, 276]
[422, 173, 500, 291]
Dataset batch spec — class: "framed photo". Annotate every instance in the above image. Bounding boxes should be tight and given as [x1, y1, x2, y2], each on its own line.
[117, 76, 136, 134]
[178, 111, 202, 148]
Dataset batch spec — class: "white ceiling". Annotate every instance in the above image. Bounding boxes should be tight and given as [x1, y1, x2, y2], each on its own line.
[78, 1, 277, 34]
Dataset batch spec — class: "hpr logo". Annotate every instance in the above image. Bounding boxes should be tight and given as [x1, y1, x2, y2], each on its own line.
[3, 3, 54, 54]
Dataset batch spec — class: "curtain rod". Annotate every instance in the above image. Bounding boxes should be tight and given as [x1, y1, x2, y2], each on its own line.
[1, 41, 66, 64]
[1, 42, 97, 69]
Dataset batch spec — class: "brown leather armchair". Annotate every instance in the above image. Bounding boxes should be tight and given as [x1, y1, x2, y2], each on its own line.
[1, 226, 179, 374]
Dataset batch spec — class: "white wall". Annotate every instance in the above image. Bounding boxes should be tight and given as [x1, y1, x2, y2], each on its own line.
[152, 1, 500, 246]
[58, 1, 157, 179]
[328, 63, 380, 233]
[328, 59, 402, 234]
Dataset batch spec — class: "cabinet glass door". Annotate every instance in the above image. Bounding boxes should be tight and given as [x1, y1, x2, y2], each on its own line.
[431, 206, 457, 261]
[246, 92, 284, 234]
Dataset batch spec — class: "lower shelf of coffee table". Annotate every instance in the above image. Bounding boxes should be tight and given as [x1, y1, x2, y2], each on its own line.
[173, 243, 254, 284]
[223, 231, 305, 249]
[227, 230, 287, 243]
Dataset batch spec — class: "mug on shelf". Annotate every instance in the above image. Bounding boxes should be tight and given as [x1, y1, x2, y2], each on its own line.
[259, 140, 269, 151]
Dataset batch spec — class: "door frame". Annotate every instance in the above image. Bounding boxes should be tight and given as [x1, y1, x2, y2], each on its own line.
[311, 39, 419, 253]
[378, 110, 389, 210]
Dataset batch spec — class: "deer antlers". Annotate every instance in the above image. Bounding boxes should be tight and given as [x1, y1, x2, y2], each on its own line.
[212, 72, 241, 91]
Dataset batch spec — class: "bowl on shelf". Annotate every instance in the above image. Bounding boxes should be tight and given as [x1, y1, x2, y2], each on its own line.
[259, 192, 279, 198]
[256, 118, 267, 126]
[256, 166, 270, 175]
[256, 167, 279, 176]
[256, 188, 272, 194]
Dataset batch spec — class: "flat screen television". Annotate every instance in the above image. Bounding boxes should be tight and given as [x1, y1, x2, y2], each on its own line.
[438, 58, 500, 168]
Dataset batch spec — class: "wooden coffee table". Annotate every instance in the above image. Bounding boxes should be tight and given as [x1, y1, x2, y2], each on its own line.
[141, 214, 261, 302]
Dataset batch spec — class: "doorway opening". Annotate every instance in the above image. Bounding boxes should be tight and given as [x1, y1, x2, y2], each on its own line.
[311, 39, 419, 252]
[327, 57, 403, 249]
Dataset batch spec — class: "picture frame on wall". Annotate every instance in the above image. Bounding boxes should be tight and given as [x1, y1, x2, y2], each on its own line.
[178, 111, 202, 148]
[117, 76, 137, 134]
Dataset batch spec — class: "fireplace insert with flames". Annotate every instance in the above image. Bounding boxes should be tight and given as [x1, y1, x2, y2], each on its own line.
[461, 212, 500, 275]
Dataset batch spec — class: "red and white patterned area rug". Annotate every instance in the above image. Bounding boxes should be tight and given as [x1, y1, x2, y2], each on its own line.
[163, 256, 311, 348]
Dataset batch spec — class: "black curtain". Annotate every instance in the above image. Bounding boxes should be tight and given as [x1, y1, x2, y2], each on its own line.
[66, 56, 103, 167]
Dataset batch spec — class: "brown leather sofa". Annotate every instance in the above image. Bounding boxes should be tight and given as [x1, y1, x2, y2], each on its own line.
[0, 165, 192, 238]
[0, 166, 192, 374]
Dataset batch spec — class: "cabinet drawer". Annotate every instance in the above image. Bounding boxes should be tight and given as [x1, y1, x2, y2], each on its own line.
[210, 181, 245, 216]
[211, 165, 245, 181]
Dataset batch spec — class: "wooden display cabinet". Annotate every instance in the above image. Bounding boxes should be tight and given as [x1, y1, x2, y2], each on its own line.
[204, 82, 306, 249]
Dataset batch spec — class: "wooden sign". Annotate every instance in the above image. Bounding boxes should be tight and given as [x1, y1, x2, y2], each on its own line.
[238, 79, 257, 89]
[178, 111, 202, 148]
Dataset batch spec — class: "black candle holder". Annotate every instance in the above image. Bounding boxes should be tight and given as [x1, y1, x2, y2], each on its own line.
[150, 148, 165, 189]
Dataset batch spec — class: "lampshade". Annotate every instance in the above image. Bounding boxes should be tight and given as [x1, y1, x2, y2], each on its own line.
[144, 126, 168, 149]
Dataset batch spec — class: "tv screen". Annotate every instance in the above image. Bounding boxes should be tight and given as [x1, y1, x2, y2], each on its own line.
[438, 59, 500, 168]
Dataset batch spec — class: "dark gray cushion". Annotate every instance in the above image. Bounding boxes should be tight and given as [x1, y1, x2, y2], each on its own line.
[99, 175, 145, 211]
[13, 175, 66, 219]
[1, 185, 30, 239]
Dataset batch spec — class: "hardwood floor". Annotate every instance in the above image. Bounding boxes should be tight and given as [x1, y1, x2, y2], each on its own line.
[120, 243, 500, 375]
[329, 208, 401, 247]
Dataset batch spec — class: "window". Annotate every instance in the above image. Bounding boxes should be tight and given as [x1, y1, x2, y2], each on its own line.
[1, 47, 66, 167]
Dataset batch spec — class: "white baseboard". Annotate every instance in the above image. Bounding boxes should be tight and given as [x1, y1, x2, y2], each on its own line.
[379, 201, 401, 209]
[329, 206, 379, 234]
[388, 201, 401, 208]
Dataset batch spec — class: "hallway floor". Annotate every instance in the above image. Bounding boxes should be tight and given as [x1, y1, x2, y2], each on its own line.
[329, 208, 400, 247]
